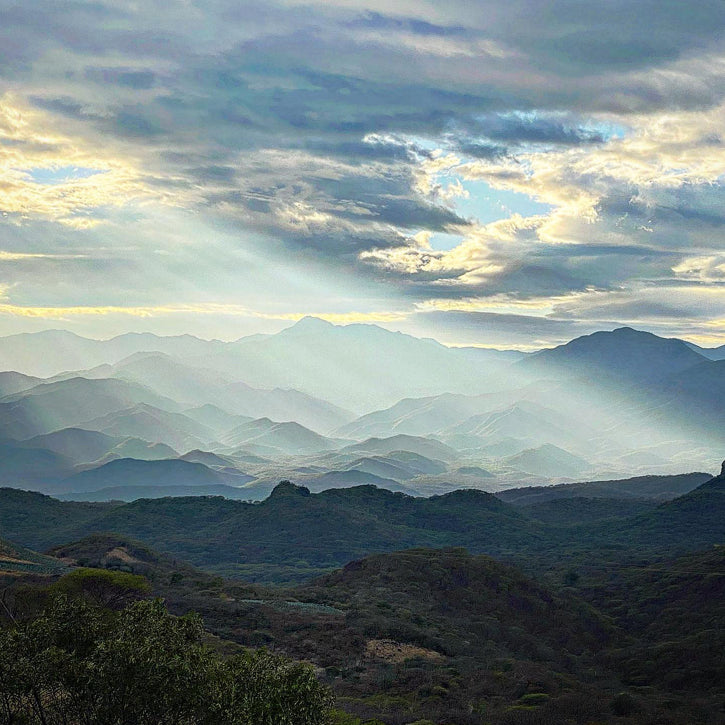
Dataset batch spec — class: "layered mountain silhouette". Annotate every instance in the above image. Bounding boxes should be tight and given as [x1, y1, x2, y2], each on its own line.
[0, 321, 722, 502]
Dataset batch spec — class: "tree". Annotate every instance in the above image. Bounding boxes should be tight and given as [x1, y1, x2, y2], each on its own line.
[0, 594, 332, 725]
[208, 649, 333, 725]
[51, 567, 151, 609]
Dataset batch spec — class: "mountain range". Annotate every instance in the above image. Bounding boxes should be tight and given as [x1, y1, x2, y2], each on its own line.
[0, 320, 722, 503]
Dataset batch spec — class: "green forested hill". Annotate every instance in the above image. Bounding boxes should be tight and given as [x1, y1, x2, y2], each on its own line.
[0, 483, 548, 582]
[1, 470, 724, 584]
[579, 545, 725, 693]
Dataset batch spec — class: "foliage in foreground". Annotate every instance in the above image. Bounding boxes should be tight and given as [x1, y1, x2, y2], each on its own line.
[0, 593, 332, 725]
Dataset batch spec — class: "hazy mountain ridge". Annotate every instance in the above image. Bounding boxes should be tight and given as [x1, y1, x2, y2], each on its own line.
[0, 322, 722, 500]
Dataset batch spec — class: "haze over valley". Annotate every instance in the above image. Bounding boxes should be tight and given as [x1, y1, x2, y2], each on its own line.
[0, 319, 721, 504]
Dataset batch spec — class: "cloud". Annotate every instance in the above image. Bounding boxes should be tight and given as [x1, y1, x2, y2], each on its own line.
[0, 0, 724, 343]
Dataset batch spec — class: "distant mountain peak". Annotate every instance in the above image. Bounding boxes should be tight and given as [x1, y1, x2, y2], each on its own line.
[522, 325, 705, 383]
[286, 316, 335, 332]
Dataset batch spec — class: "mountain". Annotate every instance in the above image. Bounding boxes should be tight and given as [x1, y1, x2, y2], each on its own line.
[19, 428, 180, 472]
[80, 403, 216, 452]
[78, 352, 235, 406]
[503, 444, 590, 477]
[335, 391, 515, 439]
[194, 317, 514, 412]
[79, 352, 354, 433]
[661, 359, 725, 429]
[20, 428, 134, 465]
[102, 438, 179, 462]
[0, 330, 226, 378]
[441, 400, 590, 452]
[54, 457, 244, 495]
[220, 383, 354, 434]
[182, 404, 251, 434]
[0, 330, 111, 377]
[456, 465, 492, 476]
[221, 418, 344, 454]
[343, 453, 446, 480]
[178, 449, 241, 469]
[0, 377, 181, 440]
[0, 371, 44, 397]
[0, 441, 74, 486]
[520, 327, 706, 383]
[340, 434, 457, 461]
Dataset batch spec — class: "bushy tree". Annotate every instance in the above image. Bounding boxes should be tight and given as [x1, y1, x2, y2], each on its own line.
[0, 593, 332, 725]
[51, 567, 151, 609]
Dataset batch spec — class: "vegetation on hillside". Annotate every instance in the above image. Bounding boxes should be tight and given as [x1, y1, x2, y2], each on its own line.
[7, 535, 723, 725]
[0, 572, 331, 725]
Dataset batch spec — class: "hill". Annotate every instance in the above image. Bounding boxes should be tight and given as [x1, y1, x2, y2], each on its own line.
[340, 434, 457, 461]
[603, 464, 725, 553]
[221, 418, 344, 454]
[80, 403, 216, 452]
[53, 458, 247, 496]
[32, 533, 720, 725]
[580, 546, 725, 691]
[520, 497, 660, 526]
[0, 536, 67, 577]
[0, 482, 544, 583]
[2, 464, 724, 584]
[503, 444, 590, 477]
[56, 482, 255, 502]
[0, 371, 44, 397]
[497, 472, 713, 505]
[297, 547, 615, 724]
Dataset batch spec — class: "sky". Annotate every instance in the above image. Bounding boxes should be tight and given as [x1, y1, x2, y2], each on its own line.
[1, 0, 725, 349]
